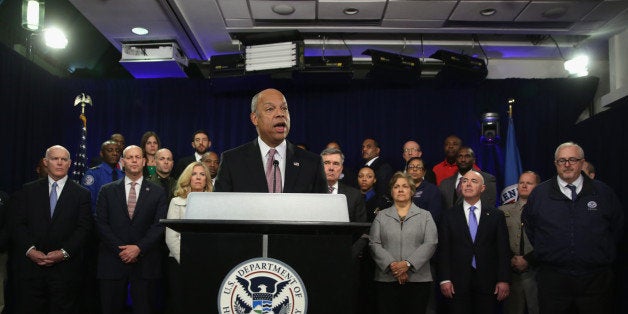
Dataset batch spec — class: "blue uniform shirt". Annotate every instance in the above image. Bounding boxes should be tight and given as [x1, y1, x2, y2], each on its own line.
[82, 163, 124, 213]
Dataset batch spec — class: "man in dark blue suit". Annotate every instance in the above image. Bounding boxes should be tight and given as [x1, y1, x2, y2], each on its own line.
[96, 145, 168, 314]
[438, 170, 511, 314]
[214, 88, 327, 193]
[13, 145, 93, 314]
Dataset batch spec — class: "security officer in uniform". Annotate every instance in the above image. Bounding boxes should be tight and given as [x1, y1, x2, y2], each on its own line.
[82, 140, 124, 213]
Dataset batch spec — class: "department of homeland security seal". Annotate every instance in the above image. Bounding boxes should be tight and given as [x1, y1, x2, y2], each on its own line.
[218, 257, 307, 314]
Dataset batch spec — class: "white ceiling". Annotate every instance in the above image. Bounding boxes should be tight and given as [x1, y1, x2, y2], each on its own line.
[67, 0, 628, 66]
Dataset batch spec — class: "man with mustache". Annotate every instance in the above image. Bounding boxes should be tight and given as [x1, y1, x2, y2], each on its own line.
[214, 88, 327, 193]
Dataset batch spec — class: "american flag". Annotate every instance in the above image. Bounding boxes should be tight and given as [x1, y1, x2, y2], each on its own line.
[72, 114, 88, 183]
[71, 93, 92, 183]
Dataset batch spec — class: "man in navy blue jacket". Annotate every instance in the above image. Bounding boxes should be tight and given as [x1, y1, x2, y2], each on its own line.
[523, 142, 623, 314]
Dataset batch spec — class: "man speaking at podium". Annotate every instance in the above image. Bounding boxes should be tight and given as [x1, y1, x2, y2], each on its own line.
[214, 88, 327, 194]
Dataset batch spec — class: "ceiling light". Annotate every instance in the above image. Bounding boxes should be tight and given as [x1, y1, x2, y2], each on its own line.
[479, 8, 497, 16]
[343, 8, 359, 15]
[21, 0, 45, 31]
[542, 7, 567, 19]
[44, 27, 68, 49]
[272, 4, 295, 15]
[132, 27, 149, 35]
[564, 55, 589, 77]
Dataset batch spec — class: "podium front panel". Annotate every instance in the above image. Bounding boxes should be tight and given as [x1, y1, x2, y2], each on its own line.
[179, 231, 357, 313]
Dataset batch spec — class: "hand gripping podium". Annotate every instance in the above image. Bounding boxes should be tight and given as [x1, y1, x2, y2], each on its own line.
[161, 192, 370, 314]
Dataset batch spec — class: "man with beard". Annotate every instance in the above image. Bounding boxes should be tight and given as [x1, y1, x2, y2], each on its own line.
[173, 130, 211, 179]
[439, 146, 496, 209]
[214, 88, 326, 193]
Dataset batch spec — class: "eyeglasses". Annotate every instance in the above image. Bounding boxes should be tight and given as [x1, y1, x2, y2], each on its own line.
[403, 148, 420, 153]
[407, 165, 425, 171]
[555, 158, 582, 165]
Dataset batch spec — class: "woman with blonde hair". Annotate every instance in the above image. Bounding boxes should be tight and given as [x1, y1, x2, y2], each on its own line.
[164, 161, 212, 312]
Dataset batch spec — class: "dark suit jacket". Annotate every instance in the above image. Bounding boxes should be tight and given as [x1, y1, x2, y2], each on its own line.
[367, 157, 394, 196]
[338, 183, 367, 223]
[438, 204, 511, 294]
[173, 154, 196, 179]
[95, 178, 168, 279]
[13, 178, 93, 279]
[214, 140, 327, 193]
[439, 171, 497, 209]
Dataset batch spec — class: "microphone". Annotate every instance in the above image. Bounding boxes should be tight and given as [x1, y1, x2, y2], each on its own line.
[272, 160, 279, 193]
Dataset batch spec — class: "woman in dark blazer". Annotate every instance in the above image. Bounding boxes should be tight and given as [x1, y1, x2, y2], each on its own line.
[369, 172, 438, 314]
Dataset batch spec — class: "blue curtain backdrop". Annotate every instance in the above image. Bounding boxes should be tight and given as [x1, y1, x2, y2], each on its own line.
[0, 44, 597, 195]
[2, 37, 627, 314]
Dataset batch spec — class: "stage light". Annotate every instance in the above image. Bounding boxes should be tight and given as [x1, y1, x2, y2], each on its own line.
[481, 112, 500, 144]
[564, 55, 589, 77]
[237, 30, 304, 72]
[22, 0, 44, 31]
[430, 49, 488, 83]
[245, 41, 302, 72]
[362, 49, 421, 82]
[43, 27, 68, 49]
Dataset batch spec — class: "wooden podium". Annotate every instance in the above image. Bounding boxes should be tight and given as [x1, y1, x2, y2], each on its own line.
[162, 219, 370, 314]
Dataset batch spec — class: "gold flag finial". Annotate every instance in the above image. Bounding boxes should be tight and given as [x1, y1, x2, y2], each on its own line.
[507, 98, 515, 118]
[74, 93, 93, 115]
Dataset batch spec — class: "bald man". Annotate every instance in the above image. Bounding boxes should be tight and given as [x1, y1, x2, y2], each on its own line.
[214, 88, 326, 193]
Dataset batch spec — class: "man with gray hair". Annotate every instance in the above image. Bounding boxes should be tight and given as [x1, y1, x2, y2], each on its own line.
[523, 142, 623, 314]
[321, 147, 366, 223]
[13, 145, 93, 313]
[214, 88, 326, 193]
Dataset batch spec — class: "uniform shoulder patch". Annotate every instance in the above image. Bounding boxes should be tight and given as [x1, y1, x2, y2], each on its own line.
[82, 174, 95, 186]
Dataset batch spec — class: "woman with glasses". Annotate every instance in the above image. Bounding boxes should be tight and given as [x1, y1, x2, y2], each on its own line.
[405, 157, 443, 224]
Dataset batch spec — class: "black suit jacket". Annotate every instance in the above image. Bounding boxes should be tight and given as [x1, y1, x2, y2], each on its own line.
[214, 140, 327, 193]
[367, 157, 394, 196]
[439, 171, 497, 209]
[438, 204, 510, 294]
[337, 183, 367, 223]
[13, 178, 93, 279]
[95, 178, 168, 279]
[173, 154, 196, 179]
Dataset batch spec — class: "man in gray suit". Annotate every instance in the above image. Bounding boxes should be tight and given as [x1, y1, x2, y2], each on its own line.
[439, 146, 496, 209]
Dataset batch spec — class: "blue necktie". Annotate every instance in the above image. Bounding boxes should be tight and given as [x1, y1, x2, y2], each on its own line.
[50, 181, 58, 217]
[469, 205, 478, 268]
[567, 184, 577, 201]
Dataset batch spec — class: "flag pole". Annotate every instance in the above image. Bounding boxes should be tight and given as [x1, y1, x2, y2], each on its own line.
[72, 93, 92, 183]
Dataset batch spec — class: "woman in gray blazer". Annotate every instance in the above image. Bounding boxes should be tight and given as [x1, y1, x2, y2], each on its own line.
[370, 172, 438, 314]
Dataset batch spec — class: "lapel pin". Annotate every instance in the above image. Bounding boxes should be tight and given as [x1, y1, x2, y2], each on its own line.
[293, 162, 300, 167]
[145, 187, 150, 192]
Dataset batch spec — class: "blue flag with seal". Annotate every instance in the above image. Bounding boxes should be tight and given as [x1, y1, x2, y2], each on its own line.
[500, 115, 522, 204]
